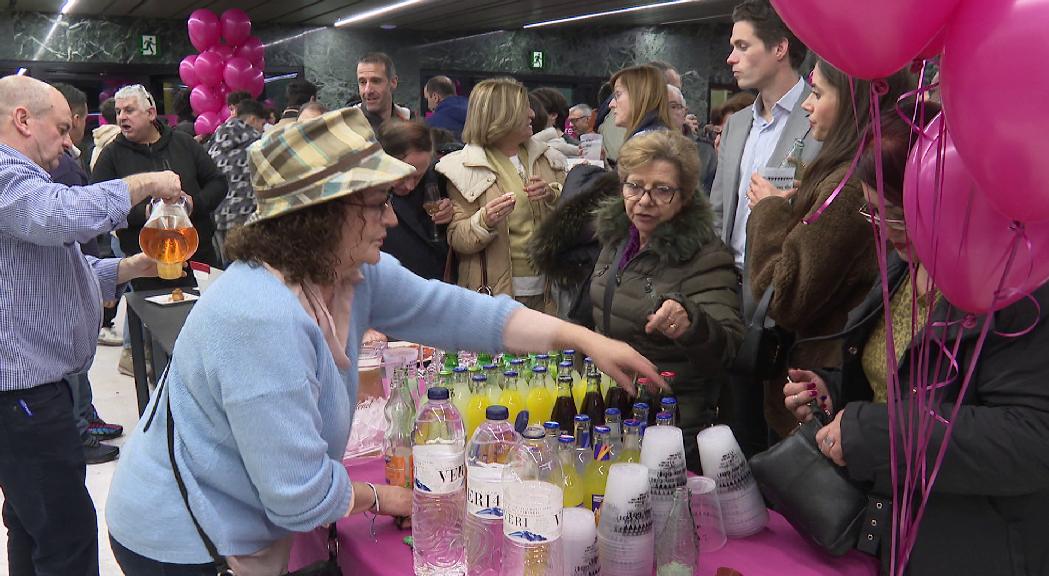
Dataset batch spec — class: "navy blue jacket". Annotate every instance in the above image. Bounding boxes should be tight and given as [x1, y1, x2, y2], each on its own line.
[426, 96, 468, 140]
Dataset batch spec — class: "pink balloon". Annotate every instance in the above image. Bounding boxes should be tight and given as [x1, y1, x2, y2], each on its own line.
[178, 54, 199, 87]
[941, 0, 1049, 222]
[233, 36, 265, 67]
[213, 44, 236, 60]
[769, 0, 960, 79]
[916, 29, 946, 61]
[904, 114, 1049, 314]
[246, 68, 265, 98]
[190, 84, 223, 115]
[221, 9, 252, 47]
[223, 57, 254, 91]
[193, 49, 225, 87]
[187, 9, 220, 53]
[218, 106, 231, 122]
[195, 111, 221, 136]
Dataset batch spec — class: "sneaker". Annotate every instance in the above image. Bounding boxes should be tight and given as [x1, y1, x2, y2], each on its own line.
[118, 347, 152, 378]
[86, 405, 123, 441]
[117, 348, 133, 377]
[97, 326, 122, 346]
[83, 435, 119, 465]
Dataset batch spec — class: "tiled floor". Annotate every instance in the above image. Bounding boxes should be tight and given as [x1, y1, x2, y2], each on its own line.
[0, 302, 138, 575]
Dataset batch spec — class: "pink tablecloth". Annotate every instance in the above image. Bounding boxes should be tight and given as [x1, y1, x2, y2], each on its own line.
[289, 457, 879, 576]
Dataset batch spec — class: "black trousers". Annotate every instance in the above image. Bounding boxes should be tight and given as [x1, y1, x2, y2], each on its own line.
[0, 381, 99, 576]
[111, 536, 216, 576]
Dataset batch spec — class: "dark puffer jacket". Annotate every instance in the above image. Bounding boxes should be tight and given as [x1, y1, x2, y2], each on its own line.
[528, 164, 621, 327]
[590, 189, 744, 472]
[208, 118, 262, 232]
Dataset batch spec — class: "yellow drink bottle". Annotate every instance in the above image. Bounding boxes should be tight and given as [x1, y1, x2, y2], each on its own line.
[465, 374, 489, 439]
[525, 366, 554, 427]
[497, 370, 526, 425]
[557, 435, 584, 507]
[618, 419, 642, 463]
[584, 425, 617, 517]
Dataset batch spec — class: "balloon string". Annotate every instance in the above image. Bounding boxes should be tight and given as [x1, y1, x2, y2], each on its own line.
[802, 129, 868, 225]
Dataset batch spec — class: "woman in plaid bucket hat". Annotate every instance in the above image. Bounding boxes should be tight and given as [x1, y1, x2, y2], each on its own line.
[106, 107, 667, 575]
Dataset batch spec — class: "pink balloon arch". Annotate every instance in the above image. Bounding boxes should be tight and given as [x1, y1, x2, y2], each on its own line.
[183, 8, 266, 136]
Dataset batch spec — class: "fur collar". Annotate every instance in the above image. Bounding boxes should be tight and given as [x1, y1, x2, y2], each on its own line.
[595, 188, 718, 264]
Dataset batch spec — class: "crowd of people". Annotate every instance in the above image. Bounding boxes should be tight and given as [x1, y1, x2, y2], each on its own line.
[1, 0, 1047, 574]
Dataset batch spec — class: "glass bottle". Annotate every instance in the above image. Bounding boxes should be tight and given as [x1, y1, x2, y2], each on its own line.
[526, 366, 555, 427]
[550, 374, 578, 433]
[636, 378, 658, 426]
[604, 407, 623, 449]
[583, 425, 617, 515]
[557, 434, 585, 508]
[654, 486, 698, 576]
[581, 366, 606, 426]
[633, 402, 650, 437]
[656, 412, 674, 427]
[660, 396, 681, 427]
[139, 198, 198, 280]
[498, 370, 526, 426]
[619, 419, 642, 464]
[383, 370, 416, 489]
[572, 414, 591, 475]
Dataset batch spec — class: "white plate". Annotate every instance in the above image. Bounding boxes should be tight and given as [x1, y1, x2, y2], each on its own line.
[145, 291, 200, 306]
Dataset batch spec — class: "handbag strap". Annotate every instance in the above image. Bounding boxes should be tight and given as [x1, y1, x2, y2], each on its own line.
[480, 250, 489, 289]
[602, 240, 629, 334]
[161, 367, 340, 575]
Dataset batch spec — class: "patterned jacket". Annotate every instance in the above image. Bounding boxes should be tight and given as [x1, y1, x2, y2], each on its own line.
[209, 118, 262, 231]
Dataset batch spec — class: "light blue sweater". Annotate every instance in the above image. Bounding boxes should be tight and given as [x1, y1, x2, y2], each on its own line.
[107, 255, 520, 563]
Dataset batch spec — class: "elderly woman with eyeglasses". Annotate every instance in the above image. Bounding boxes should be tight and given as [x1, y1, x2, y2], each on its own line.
[590, 130, 744, 471]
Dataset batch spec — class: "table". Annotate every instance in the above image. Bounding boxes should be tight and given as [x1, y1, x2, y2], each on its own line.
[125, 289, 197, 415]
[288, 457, 879, 576]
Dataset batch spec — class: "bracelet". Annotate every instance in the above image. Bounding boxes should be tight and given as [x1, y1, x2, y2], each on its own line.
[365, 482, 380, 514]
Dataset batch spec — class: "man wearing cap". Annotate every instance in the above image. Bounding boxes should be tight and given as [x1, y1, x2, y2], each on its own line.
[0, 74, 183, 576]
[106, 107, 665, 573]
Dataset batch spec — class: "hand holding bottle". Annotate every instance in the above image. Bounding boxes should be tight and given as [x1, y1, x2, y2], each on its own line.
[124, 170, 183, 206]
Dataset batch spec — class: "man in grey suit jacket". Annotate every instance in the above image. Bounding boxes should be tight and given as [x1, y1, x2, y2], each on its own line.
[711, 0, 820, 458]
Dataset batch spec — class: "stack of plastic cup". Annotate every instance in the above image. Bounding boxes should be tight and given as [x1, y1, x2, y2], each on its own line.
[597, 462, 654, 575]
[640, 424, 687, 535]
[562, 507, 599, 576]
[696, 425, 768, 538]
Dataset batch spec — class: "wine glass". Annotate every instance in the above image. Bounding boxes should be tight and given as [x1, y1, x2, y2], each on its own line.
[422, 182, 442, 242]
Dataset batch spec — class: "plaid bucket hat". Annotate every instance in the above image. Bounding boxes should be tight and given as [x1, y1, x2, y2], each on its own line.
[246, 107, 414, 224]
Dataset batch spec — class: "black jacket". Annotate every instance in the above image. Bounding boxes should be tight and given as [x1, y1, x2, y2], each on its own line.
[822, 254, 1049, 575]
[91, 122, 227, 269]
[382, 168, 452, 282]
[527, 164, 621, 328]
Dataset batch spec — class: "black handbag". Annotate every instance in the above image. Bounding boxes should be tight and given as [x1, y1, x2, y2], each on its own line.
[749, 408, 867, 556]
[148, 366, 342, 576]
[730, 284, 795, 380]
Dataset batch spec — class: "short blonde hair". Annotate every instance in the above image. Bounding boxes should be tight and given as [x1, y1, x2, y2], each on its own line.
[610, 65, 672, 134]
[461, 78, 529, 147]
[617, 130, 701, 200]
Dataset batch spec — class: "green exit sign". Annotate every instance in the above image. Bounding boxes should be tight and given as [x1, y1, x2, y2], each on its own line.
[530, 50, 545, 70]
[139, 35, 159, 57]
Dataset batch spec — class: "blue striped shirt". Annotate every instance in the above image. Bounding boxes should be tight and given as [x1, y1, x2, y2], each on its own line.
[0, 143, 131, 391]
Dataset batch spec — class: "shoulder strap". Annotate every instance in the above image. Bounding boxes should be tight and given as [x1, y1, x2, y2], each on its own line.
[603, 240, 629, 334]
[164, 372, 232, 573]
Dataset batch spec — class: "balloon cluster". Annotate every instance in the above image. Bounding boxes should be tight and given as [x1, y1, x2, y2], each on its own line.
[770, 0, 1049, 315]
[179, 9, 265, 136]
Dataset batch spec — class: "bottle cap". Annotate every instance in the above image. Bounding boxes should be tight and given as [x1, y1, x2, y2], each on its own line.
[660, 396, 678, 406]
[656, 411, 673, 421]
[503, 370, 519, 378]
[522, 426, 545, 439]
[510, 358, 525, 365]
[453, 366, 467, 373]
[486, 405, 509, 420]
[543, 421, 560, 431]
[558, 434, 575, 444]
[660, 371, 677, 379]
[472, 374, 487, 383]
[559, 360, 573, 368]
[584, 357, 593, 364]
[563, 349, 576, 355]
[594, 425, 611, 434]
[427, 387, 450, 400]
[605, 407, 621, 416]
[624, 419, 641, 428]
[558, 375, 573, 383]
[482, 364, 497, 371]
[532, 366, 547, 373]
[633, 402, 649, 410]
[574, 414, 591, 422]
[536, 353, 550, 359]
[638, 377, 652, 384]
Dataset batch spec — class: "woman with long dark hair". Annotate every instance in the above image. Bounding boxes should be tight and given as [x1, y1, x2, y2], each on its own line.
[745, 59, 913, 438]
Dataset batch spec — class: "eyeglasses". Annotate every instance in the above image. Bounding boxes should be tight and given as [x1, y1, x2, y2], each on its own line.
[669, 102, 687, 112]
[622, 181, 680, 205]
[569, 115, 590, 123]
[347, 189, 393, 213]
[858, 202, 906, 230]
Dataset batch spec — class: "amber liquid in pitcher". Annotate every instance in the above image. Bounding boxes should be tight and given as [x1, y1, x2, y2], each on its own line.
[140, 225, 199, 274]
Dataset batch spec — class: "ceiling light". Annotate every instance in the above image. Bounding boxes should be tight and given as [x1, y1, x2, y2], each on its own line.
[60, 0, 77, 14]
[380, 24, 397, 30]
[335, 0, 428, 27]
[523, 0, 703, 29]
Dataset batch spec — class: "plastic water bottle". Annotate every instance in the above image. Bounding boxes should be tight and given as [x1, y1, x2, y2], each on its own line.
[465, 406, 519, 576]
[413, 387, 467, 575]
[501, 426, 564, 575]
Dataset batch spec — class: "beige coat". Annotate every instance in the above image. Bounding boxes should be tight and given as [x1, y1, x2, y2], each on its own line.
[436, 138, 567, 299]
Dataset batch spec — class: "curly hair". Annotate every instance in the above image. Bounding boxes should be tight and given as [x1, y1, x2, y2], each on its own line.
[223, 198, 365, 285]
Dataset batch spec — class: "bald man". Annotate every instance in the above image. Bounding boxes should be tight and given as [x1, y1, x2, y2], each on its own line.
[0, 75, 182, 575]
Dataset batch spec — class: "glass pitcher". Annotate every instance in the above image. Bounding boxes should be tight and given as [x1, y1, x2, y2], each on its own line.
[139, 198, 198, 280]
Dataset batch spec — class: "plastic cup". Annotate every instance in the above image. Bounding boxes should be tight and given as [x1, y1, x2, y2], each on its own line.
[598, 463, 654, 575]
[562, 507, 598, 576]
[687, 476, 726, 553]
[640, 425, 687, 533]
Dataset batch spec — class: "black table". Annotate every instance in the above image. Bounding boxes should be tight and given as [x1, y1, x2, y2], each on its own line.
[125, 289, 196, 415]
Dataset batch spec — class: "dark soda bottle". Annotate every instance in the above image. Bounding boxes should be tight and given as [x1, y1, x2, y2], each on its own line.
[581, 368, 606, 426]
[551, 374, 578, 432]
[637, 377, 658, 426]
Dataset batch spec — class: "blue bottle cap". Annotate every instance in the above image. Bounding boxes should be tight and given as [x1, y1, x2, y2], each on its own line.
[536, 353, 550, 360]
[543, 421, 560, 431]
[428, 387, 450, 400]
[486, 405, 509, 420]
[510, 358, 525, 365]
[472, 374, 487, 382]
[482, 364, 497, 371]
[558, 434, 575, 444]
[563, 349, 576, 355]
[633, 402, 650, 410]
[624, 419, 641, 428]
[453, 366, 467, 374]
[574, 414, 591, 422]
[594, 425, 611, 434]
[660, 396, 678, 406]
[605, 407, 621, 416]
[559, 360, 573, 368]
[532, 366, 548, 373]
[656, 411, 673, 421]
[503, 370, 519, 378]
